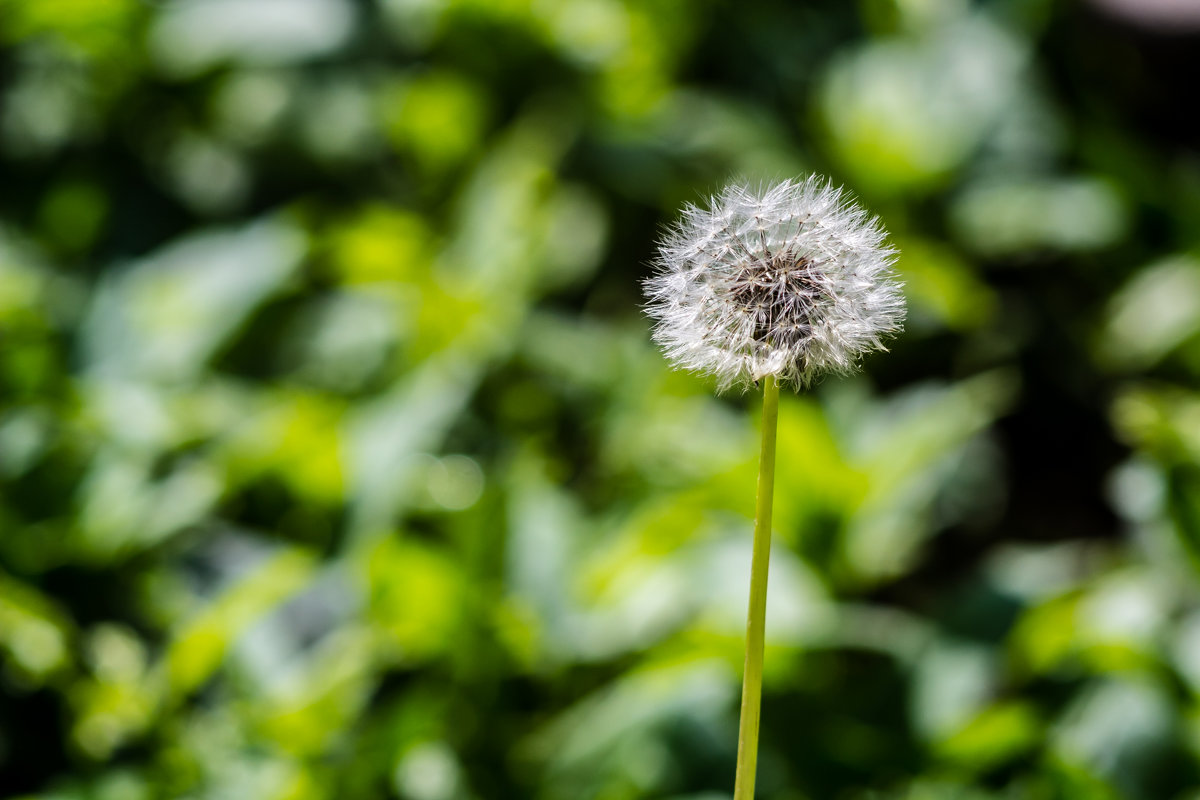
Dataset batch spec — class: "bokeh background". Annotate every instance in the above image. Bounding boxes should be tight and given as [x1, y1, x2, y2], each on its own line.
[3, 0, 1200, 797]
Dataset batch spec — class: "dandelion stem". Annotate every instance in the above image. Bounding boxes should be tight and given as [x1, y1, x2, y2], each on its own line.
[733, 375, 779, 800]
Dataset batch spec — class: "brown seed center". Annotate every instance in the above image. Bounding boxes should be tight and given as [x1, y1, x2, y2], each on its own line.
[728, 254, 829, 345]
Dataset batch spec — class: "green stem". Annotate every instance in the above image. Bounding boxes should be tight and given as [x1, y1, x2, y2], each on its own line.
[733, 375, 779, 800]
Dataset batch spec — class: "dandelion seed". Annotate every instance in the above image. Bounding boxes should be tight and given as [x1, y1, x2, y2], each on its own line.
[644, 176, 905, 391]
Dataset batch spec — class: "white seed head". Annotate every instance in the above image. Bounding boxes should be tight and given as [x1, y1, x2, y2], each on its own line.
[644, 176, 905, 392]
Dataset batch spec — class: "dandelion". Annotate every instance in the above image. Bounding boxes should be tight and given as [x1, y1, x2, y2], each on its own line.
[644, 176, 904, 392]
[643, 176, 904, 800]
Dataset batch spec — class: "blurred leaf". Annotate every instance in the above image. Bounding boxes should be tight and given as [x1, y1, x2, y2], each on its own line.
[0, 0, 142, 57]
[1100, 255, 1200, 371]
[147, 0, 357, 78]
[162, 547, 316, 698]
[936, 701, 1040, 771]
[365, 537, 465, 663]
[839, 371, 1018, 583]
[81, 219, 306, 381]
[0, 571, 74, 683]
[893, 237, 997, 331]
[950, 177, 1127, 257]
[325, 206, 435, 285]
[381, 72, 489, 175]
[523, 659, 735, 800]
[819, 16, 1026, 194]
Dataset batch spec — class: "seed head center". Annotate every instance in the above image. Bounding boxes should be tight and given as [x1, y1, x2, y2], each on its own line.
[729, 253, 828, 344]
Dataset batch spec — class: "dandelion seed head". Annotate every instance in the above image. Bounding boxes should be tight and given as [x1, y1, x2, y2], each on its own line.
[643, 176, 906, 391]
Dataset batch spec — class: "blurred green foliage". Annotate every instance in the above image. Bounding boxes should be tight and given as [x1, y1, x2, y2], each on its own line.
[2, 0, 1200, 798]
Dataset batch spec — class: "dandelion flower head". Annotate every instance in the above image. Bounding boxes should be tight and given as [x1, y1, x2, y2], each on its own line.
[644, 176, 905, 391]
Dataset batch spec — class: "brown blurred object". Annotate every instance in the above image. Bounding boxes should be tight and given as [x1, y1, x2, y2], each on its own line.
[1089, 0, 1200, 32]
